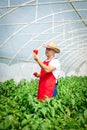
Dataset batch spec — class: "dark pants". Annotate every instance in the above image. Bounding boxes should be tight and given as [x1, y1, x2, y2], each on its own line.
[53, 81, 58, 97]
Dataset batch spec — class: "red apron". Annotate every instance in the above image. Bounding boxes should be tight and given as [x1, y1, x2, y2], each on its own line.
[37, 60, 56, 100]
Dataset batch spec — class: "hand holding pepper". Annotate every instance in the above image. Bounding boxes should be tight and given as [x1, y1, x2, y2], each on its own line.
[33, 49, 39, 62]
[33, 49, 38, 55]
[33, 72, 40, 78]
[33, 72, 40, 77]
[33, 72, 38, 77]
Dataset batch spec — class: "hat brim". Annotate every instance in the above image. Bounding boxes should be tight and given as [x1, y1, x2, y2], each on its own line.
[43, 45, 60, 53]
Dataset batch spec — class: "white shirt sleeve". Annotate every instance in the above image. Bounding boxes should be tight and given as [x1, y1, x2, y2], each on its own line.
[49, 58, 61, 80]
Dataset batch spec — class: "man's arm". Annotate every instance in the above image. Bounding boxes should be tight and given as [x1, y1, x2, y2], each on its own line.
[33, 53, 56, 73]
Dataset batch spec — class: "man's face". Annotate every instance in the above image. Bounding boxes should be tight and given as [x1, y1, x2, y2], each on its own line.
[45, 48, 55, 57]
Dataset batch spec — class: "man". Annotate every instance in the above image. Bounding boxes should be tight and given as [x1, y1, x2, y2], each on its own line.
[33, 41, 61, 100]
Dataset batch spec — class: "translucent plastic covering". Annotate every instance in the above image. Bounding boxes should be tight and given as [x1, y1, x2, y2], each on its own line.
[0, 0, 87, 81]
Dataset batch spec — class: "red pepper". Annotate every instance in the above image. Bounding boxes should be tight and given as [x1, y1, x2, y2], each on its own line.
[33, 72, 38, 77]
[33, 49, 38, 55]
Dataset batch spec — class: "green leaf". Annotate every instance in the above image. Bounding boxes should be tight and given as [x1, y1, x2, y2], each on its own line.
[50, 107, 55, 117]
[21, 119, 28, 126]
[22, 125, 30, 130]
[84, 109, 87, 119]
[40, 107, 47, 117]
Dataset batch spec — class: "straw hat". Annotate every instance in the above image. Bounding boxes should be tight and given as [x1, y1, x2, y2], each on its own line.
[43, 41, 60, 53]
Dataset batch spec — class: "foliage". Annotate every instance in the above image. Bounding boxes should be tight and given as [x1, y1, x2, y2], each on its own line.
[0, 76, 87, 130]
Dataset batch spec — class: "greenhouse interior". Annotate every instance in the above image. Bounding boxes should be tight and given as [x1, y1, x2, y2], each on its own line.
[0, 0, 87, 130]
[0, 0, 87, 82]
